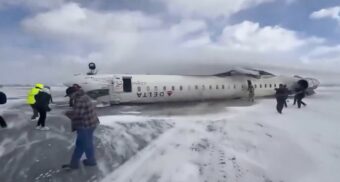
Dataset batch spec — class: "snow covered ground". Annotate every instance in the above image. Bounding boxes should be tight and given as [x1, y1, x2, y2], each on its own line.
[0, 86, 340, 182]
[100, 86, 340, 182]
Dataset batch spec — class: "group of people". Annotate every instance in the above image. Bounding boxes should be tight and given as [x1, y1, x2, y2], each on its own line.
[28, 84, 99, 169]
[0, 84, 99, 170]
[275, 84, 306, 114]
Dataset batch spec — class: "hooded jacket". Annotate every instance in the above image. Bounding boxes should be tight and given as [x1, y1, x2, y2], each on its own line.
[26, 83, 44, 105]
[34, 88, 52, 111]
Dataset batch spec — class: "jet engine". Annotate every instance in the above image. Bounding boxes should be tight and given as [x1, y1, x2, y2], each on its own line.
[295, 77, 320, 95]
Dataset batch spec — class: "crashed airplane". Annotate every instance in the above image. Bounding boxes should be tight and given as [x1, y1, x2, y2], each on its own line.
[64, 63, 320, 105]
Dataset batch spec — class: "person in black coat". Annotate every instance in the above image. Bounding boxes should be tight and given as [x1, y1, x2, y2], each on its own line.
[275, 84, 285, 114]
[283, 85, 289, 108]
[34, 88, 52, 130]
[295, 89, 306, 108]
[0, 91, 7, 128]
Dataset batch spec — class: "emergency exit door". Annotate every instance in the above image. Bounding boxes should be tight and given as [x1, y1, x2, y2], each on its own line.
[123, 77, 132, 92]
[247, 80, 252, 87]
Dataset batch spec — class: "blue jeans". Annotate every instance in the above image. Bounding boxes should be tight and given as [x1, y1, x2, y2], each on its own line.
[70, 128, 96, 168]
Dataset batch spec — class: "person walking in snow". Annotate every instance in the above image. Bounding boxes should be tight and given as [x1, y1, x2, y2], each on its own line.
[62, 86, 99, 169]
[295, 88, 307, 108]
[248, 84, 255, 102]
[26, 83, 44, 120]
[275, 84, 285, 114]
[283, 85, 289, 108]
[34, 87, 52, 130]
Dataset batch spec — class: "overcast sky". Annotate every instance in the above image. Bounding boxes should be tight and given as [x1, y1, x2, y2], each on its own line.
[0, 0, 339, 85]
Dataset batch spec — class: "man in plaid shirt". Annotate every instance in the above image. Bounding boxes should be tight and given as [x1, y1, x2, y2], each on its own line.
[63, 86, 100, 169]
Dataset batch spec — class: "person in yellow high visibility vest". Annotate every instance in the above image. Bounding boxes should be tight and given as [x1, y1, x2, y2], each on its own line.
[27, 83, 44, 120]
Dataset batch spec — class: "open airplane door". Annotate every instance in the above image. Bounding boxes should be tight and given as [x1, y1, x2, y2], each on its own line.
[110, 76, 123, 104]
[245, 80, 253, 97]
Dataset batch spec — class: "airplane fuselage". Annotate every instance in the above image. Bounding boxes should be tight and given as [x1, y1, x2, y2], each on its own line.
[65, 73, 319, 105]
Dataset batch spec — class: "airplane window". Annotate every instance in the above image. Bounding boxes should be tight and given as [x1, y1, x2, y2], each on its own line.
[222, 85, 225, 89]
[163, 86, 166, 91]
[195, 85, 198, 90]
[234, 84, 236, 89]
[209, 85, 212, 90]
[216, 85, 219, 89]
[269, 84, 272, 88]
[254, 84, 257, 88]
[264, 84, 267, 88]
[180, 86, 183, 91]
[259, 84, 262, 88]
[137, 86, 141, 92]
[172, 86, 175, 91]
[147, 86, 150, 91]
[154, 86, 158, 92]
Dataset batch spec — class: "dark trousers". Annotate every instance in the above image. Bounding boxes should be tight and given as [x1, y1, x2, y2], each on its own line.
[293, 95, 297, 105]
[0, 116, 7, 128]
[276, 98, 284, 114]
[30, 105, 39, 119]
[37, 109, 46, 127]
[69, 98, 74, 107]
[248, 94, 254, 102]
[70, 128, 96, 168]
[297, 98, 306, 108]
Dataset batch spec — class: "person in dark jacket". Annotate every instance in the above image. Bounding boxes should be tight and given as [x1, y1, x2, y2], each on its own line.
[0, 91, 7, 128]
[62, 87, 100, 169]
[34, 88, 52, 130]
[283, 85, 289, 108]
[275, 84, 285, 114]
[248, 85, 255, 102]
[295, 89, 307, 108]
[44, 86, 53, 104]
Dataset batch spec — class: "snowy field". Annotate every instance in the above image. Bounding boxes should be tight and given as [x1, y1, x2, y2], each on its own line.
[0, 86, 340, 182]
[100, 86, 340, 182]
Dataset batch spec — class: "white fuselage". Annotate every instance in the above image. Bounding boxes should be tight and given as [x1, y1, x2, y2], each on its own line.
[65, 73, 316, 105]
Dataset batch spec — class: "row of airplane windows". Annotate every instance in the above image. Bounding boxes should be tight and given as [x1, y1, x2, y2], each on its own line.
[137, 83, 281, 92]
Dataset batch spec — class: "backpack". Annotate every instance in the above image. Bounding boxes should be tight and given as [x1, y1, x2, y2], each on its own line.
[0, 91, 6, 104]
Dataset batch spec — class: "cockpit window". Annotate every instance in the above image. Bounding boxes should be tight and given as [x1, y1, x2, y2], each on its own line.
[86, 89, 109, 99]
